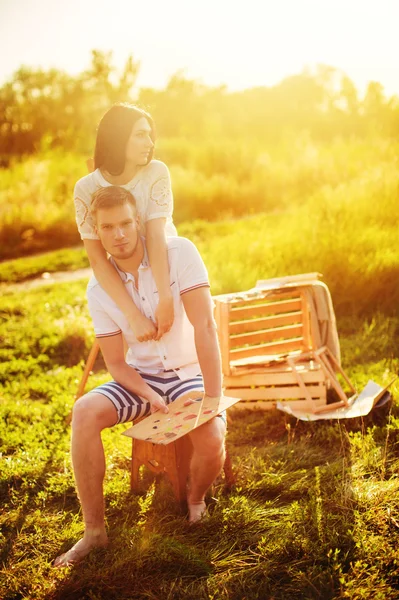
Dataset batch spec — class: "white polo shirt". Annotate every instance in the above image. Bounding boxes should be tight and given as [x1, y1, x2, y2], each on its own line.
[87, 237, 210, 380]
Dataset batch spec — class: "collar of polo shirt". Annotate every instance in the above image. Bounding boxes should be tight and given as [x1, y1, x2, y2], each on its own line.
[109, 236, 150, 282]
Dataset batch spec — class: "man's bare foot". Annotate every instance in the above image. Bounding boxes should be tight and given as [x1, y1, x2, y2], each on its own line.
[188, 500, 207, 524]
[53, 531, 108, 568]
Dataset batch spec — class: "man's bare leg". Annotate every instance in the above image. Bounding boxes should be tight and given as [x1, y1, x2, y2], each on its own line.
[53, 393, 117, 567]
[187, 417, 226, 523]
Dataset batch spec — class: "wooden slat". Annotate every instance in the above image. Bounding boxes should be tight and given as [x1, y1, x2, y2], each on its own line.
[287, 355, 312, 404]
[301, 294, 312, 349]
[312, 400, 347, 414]
[223, 385, 326, 400]
[75, 340, 100, 400]
[224, 369, 325, 387]
[229, 400, 279, 411]
[236, 357, 319, 371]
[229, 396, 326, 412]
[229, 311, 303, 334]
[230, 353, 295, 368]
[214, 288, 320, 393]
[230, 323, 303, 348]
[256, 273, 322, 288]
[214, 300, 232, 376]
[230, 298, 302, 320]
[215, 290, 302, 308]
[230, 338, 304, 361]
[323, 347, 356, 394]
[229, 357, 322, 375]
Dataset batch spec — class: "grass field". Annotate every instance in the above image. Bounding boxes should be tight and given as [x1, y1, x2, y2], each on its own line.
[1, 266, 399, 599]
[1, 135, 399, 320]
[2, 198, 399, 321]
[1, 135, 398, 262]
[1, 136, 399, 597]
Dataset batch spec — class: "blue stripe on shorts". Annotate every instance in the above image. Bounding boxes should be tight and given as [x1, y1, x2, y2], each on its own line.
[89, 371, 226, 425]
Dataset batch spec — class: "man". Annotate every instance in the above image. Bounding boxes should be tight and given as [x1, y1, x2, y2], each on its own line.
[54, 186, 226, 567]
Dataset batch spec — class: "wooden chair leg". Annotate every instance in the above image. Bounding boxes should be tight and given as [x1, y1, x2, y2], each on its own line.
[314, 347, 349, 406]
[76, 340, 100, 400]
[130, 442, 143, 494]
[66, 339, 100, 425]
[130, 434, 235, 506]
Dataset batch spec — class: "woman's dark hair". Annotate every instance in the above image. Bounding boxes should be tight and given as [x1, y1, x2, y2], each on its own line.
[94, 103, 156, 175]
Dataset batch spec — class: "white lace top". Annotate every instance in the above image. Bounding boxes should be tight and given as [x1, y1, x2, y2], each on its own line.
[74, 159, 177, 239]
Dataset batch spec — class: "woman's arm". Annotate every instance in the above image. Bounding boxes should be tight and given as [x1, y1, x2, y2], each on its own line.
[84, 239, 157, 342]
[146, 218, 174, 341]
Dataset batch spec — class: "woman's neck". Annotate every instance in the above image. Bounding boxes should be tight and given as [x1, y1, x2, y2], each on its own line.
[100, 161, 142, 185]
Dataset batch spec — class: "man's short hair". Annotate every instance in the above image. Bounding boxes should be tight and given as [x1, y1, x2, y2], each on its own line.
[90, 186, 137, 220]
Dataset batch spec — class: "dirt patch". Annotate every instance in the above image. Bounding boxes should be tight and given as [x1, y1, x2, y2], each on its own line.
[0, 267, 92, 292]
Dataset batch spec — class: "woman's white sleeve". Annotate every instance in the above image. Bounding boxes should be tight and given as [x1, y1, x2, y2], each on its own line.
[74, 181, 99, 240]
[145, 163, 174, 222]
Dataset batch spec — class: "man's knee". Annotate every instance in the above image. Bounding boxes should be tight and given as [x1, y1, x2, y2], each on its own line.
[72, 393, 117, 431]
[190, 418, 226, 458]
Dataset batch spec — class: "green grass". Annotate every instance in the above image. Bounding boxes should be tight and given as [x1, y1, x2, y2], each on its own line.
[1, 281, 399, 599]
[1, 135, 398, 260]
[2, 134, 399, 320]
[2, 198, 399, 321]
[0, 246, 89, 283]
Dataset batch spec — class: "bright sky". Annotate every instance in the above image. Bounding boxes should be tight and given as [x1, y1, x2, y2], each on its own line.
[1, 0, 399, 96]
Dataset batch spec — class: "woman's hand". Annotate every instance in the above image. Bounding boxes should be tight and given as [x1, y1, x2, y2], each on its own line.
[128, 312, 157, 343]
[154, 294, 174, 340]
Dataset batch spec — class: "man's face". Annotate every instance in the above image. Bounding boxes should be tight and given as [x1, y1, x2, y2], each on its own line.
[95, 203, 140, 260]
[125, 117, 154, 166]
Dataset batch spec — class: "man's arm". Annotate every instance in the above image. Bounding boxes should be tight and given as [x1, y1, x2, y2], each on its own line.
[182, 287, 222, 398]
[97, 333, 168, 413]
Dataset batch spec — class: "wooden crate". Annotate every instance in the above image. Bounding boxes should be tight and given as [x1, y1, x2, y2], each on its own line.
[214, 287, 329, 411]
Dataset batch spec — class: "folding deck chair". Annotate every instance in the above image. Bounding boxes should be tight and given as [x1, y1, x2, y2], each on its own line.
[214, 274, 355, 413]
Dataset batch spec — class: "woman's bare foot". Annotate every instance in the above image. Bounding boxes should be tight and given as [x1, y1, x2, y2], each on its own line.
[53, 530, 108, 568]
[188, 500, 207, 524]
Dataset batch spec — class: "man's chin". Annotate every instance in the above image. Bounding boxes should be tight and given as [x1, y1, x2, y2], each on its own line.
[111, 246, 135, 260]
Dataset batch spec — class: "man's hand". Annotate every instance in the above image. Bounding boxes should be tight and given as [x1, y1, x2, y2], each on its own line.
[147, 391, 169, 414]
[154, 294, 174, 340]
[128, 312, 157, 343]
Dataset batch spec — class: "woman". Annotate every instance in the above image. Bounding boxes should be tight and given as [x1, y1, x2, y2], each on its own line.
[74, 103, 177, 341]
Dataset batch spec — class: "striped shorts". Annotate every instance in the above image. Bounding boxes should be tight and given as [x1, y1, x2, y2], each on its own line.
[89, 370, 225, 425]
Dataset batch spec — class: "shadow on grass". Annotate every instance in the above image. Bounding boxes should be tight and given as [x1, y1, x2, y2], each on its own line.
[43, 413, 362, 600]
[0, 436, 78, 572]
[4, 402, 397, 600]
[46, 479, 202, 600]
[223, 412, 360, 599]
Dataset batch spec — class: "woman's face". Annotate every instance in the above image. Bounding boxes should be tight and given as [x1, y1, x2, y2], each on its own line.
[125, 117, 154, 166]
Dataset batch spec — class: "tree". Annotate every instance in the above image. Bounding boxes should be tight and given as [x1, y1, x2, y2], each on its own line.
[0, 50, 141, 160]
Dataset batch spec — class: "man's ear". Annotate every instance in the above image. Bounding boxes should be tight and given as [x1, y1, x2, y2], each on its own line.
[90, 211, 98, 234]
[136, 215, 141, 229]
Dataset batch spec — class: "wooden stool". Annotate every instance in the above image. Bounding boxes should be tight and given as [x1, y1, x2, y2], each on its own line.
[76, 341, 235, 505]
[131, 434, 193, 507]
